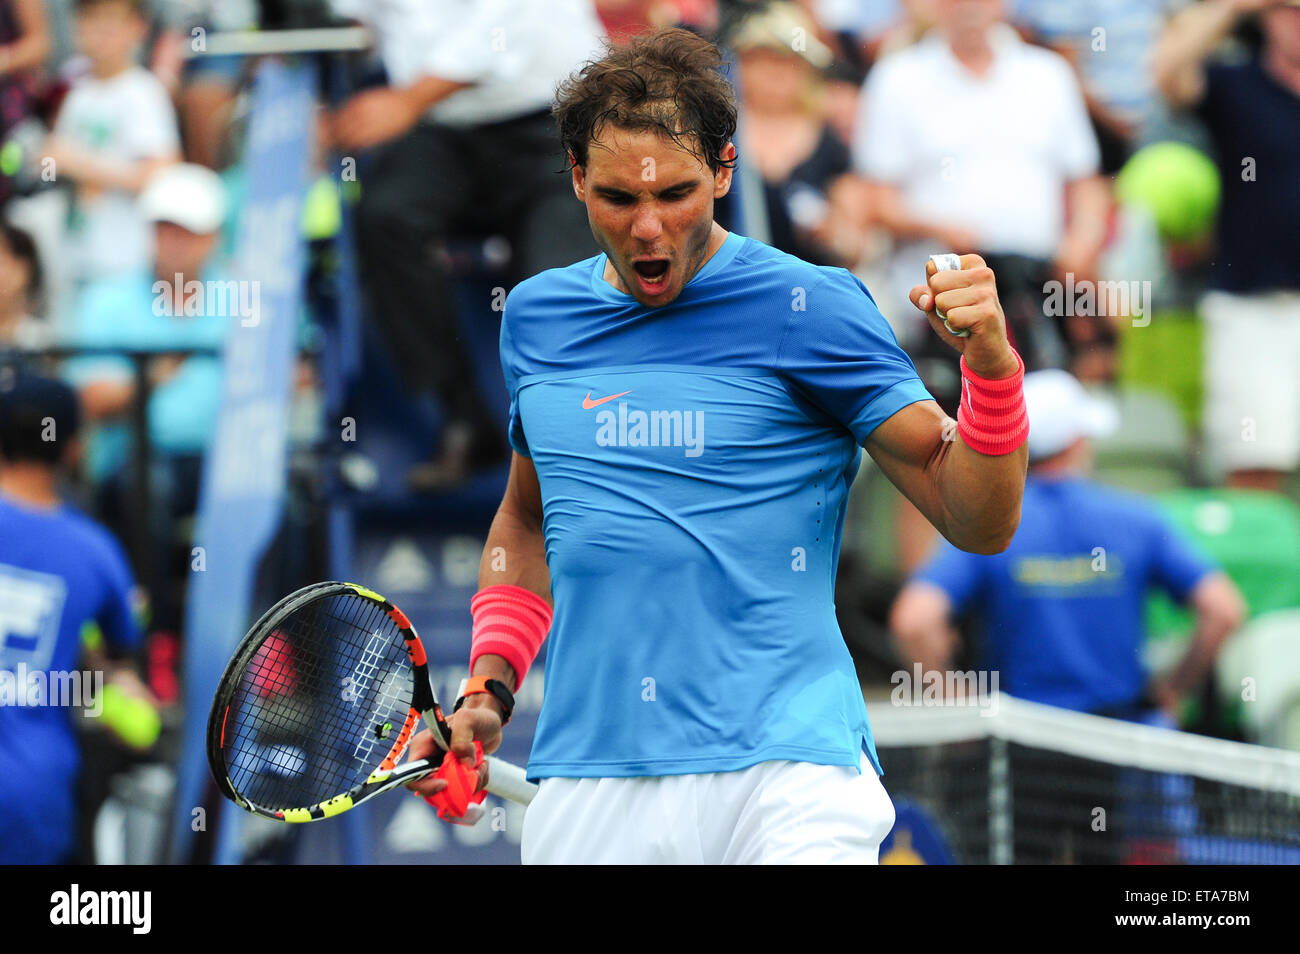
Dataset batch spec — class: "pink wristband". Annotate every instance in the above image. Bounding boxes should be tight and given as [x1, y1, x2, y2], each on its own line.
[957, 349, 1029, 456]
[469, 584, 552, 690]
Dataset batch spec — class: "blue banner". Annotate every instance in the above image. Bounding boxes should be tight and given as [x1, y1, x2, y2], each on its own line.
[170, 58, 314, 863]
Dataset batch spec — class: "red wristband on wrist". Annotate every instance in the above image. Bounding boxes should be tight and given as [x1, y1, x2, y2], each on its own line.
[957, 350, 1029, 456]
[469, 584, 552, 690]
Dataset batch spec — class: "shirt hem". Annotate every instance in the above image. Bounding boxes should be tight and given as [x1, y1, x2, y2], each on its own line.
[527, 742, 879, 782]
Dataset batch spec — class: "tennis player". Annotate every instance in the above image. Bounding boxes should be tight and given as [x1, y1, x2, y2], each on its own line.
[408, 28, 1030, 864]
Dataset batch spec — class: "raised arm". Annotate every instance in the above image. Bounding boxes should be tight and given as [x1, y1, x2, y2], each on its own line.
[863, 256, 1027, 554]
[1152, 0, 1272, 109]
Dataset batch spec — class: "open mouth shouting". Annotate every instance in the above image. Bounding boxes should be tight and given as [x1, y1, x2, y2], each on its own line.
[631, 257, 672, 296]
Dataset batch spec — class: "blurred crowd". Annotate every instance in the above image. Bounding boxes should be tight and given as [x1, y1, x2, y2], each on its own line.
[0, 0, 1298, 863]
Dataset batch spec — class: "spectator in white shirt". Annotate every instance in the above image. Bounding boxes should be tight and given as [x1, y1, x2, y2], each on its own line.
[326, 0, 607, 490]
[853, 0, 1110, 377]
[43, 0, 181, 287]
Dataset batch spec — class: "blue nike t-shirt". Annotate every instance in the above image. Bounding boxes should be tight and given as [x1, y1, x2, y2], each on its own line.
[500, 232, 933, 779]
[915, 475, 1214, 714]
[0, 496, 141, 864]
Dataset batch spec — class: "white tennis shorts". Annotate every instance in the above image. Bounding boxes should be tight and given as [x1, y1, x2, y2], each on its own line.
[1202, 289, 1300, 475]
[521, 755, 896, 864]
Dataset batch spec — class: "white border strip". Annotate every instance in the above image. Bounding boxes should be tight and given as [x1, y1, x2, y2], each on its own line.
[868, 694, 1300, 797]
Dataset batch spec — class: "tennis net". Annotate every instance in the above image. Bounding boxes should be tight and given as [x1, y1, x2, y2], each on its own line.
[867, 694, 1300, 864]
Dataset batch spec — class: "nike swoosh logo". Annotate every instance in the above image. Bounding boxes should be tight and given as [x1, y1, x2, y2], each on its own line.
[582, 390, 631, 410]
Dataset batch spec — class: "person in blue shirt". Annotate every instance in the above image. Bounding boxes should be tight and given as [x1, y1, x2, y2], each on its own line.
[406, 28, 1033, 864]
[891, 369, 1245, 864]
[891, 369, 1244, 720]
[0, 372, 144, 864]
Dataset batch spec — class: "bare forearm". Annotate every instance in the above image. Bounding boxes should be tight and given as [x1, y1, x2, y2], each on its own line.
[1164, 575, 1245, 695]
[934, 438, 1027, 554]
[0, 33, 48, 75]
[47, 143, 176, 193]
[478, 505, 551, 598]
[0, 0, 50, 74]
[1164, 625, 1226, 697]
[1060, 176, 1111, 262]
[471, 502, 551, 692]
[869, 182, 956, 243]
[405, 74, 472, 113]
[1153, 0, 1245, 107]
[79, 379, 134, 419]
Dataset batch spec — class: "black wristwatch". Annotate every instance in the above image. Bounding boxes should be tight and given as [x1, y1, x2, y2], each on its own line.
[453, 676, 515, 725]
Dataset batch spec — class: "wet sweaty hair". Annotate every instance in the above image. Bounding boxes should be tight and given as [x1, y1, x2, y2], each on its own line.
[553, 28, 739, 176]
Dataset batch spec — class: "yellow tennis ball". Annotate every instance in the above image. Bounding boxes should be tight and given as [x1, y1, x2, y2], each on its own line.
[97, 684, 161, 750]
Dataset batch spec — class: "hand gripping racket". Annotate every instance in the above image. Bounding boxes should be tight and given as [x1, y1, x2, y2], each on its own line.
[207, 581, 536, 824]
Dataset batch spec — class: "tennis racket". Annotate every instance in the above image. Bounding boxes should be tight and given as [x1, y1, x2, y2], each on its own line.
[207, 581, 536, 824]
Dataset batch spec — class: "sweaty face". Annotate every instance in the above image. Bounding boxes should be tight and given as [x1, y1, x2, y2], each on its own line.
[573, 127, 734, 307]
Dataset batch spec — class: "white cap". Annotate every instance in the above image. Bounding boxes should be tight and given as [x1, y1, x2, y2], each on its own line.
[1023, 369, 1119, 461]
[138, 163, 227, 235]
[731, 2, 834, 69]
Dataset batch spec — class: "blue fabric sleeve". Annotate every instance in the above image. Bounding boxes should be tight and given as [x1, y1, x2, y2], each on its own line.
[775, 270, 932, 444]
[499, 295, 531, 458]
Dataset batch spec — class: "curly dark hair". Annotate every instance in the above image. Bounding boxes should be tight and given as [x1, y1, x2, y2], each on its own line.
[553, 28, 739, 175]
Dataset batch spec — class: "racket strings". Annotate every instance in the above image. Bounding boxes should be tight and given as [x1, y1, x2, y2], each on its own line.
[222, 594, 418, 811]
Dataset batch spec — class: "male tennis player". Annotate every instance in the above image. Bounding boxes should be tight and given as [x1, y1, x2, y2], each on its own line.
[408, 28, 1029, 864]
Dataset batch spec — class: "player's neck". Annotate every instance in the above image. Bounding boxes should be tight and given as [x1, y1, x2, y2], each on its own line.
[701, 221, 729, 263]
[0, 465, 61, 510]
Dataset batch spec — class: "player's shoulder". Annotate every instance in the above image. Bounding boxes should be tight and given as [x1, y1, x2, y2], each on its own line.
[504, 253, 603, 317]
[728, 236, 868, 297]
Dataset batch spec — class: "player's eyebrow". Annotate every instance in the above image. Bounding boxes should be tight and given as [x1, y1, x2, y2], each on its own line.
[593, 179, 699, 200]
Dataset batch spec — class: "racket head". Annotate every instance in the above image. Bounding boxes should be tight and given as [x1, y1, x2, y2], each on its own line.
[206, 581, 451, 821]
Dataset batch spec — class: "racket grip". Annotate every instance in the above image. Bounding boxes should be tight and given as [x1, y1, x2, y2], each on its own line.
[483, 756, 537, 806]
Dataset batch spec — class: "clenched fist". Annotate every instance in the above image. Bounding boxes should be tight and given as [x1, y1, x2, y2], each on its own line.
[910, 253, 1020, 380]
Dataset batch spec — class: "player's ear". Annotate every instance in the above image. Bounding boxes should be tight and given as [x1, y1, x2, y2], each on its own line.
[713, 142, 736, 199]
[570, 153, 587, 202]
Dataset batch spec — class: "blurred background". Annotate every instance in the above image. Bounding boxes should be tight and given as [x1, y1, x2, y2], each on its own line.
[0, 0, 1298, 865]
